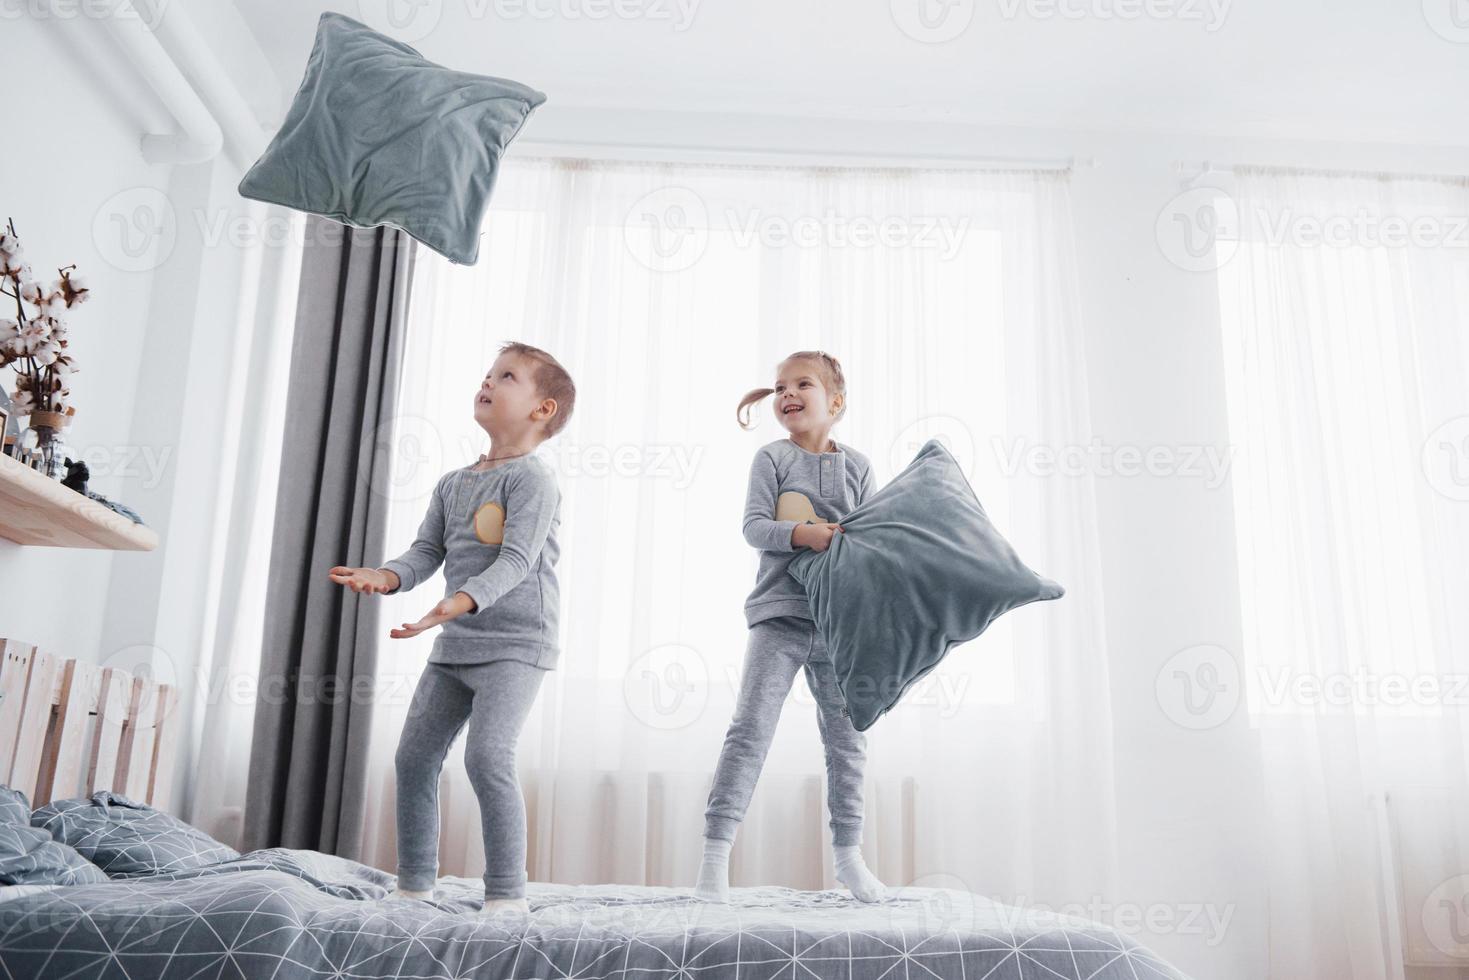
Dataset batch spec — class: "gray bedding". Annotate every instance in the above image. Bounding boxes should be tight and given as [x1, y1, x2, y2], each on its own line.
[0, 847, 1192, 979]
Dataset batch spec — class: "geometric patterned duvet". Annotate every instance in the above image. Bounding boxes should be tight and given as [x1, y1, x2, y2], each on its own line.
[0, 848, 1194, 979]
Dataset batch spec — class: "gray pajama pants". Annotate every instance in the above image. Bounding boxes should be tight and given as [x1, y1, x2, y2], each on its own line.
[394, 659, 546, 898]
[704, 615, 867, 847]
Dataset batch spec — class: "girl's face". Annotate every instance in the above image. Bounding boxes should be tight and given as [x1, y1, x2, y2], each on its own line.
[474, 352, 550, 433]
[773, 358, 841, 436]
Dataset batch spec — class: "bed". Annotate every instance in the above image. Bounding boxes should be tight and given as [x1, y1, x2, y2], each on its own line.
[0, 643, 1194, 979]
[0, 845, 1194, 979]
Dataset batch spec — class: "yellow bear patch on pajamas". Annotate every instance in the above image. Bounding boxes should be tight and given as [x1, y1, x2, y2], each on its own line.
[775, 491, 819, 523]
[473, 502, 506, 544]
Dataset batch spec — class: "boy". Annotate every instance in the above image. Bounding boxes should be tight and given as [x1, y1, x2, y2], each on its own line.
[329, 341, 574, 918]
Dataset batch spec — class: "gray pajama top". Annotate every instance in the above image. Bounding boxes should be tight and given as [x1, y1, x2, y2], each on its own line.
[742, 438, 874, 627]
[381, 454, 562, 668]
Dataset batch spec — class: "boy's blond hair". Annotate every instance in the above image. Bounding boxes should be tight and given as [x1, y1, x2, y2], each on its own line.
[500, 341, 576, 436]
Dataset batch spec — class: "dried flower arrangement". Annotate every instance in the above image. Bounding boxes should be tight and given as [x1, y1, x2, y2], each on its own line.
[0, 217, 86, 420]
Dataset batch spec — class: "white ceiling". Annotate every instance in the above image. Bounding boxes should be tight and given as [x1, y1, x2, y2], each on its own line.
[233, 0, 1469, 147]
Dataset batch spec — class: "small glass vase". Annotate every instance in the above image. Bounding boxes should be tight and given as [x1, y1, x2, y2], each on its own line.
[24, 409, 71, 481]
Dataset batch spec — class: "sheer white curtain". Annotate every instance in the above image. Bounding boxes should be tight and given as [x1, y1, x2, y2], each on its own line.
[358, 157, 1115, 906]
[1216, 167, 1469, 978]
[184, 206, 305, 845]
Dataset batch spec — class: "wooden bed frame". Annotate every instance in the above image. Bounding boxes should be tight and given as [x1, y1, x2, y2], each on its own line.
[0, 638, 180, 810]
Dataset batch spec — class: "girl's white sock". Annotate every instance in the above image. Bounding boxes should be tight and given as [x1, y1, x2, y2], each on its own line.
[833, 845, 886, 902]
[391, 886, 434, 900]
[693, 836, 733, 902]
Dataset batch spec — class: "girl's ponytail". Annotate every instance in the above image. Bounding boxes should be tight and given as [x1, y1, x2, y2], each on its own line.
[737, 387, 776, 429]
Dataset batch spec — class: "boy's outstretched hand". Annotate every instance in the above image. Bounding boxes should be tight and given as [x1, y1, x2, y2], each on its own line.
[329, 566, 400, 594]
[390, 592, 477, 639]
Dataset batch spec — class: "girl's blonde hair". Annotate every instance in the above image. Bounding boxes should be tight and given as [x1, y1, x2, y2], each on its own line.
[737, 350, 848, 429]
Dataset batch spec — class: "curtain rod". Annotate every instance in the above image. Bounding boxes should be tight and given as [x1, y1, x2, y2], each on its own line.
[1176, 159, 1469, 187]
[514, 138, 1095, 174]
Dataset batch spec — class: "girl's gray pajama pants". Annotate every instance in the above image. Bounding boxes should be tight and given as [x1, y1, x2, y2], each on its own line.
[704, 615, 867, 847]
[394, 658, 546, 898]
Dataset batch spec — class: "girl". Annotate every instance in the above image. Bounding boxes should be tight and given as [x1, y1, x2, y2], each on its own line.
[694, 350, 886, 904]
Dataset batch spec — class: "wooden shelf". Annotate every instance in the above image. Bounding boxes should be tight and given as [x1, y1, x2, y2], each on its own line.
[0, 452, 158, 551]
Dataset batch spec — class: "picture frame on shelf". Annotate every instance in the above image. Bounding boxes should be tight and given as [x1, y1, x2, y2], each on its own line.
[0, 389, 20, 459]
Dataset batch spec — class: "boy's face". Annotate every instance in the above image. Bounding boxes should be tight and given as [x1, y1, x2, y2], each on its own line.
[773, 358, 840, 437]
[474, 352, 552, 434]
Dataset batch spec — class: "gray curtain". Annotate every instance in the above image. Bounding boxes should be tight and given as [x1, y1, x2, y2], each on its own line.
[242, 218, 417, 858]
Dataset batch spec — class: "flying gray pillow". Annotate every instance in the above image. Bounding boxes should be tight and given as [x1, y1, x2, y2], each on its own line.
[789, 439, 1064, 731]
[238, 12, 546, 265]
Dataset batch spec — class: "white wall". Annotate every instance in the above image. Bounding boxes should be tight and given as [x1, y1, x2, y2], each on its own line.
[0, 13, 168, 663]
[0, 5, 291, 823]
